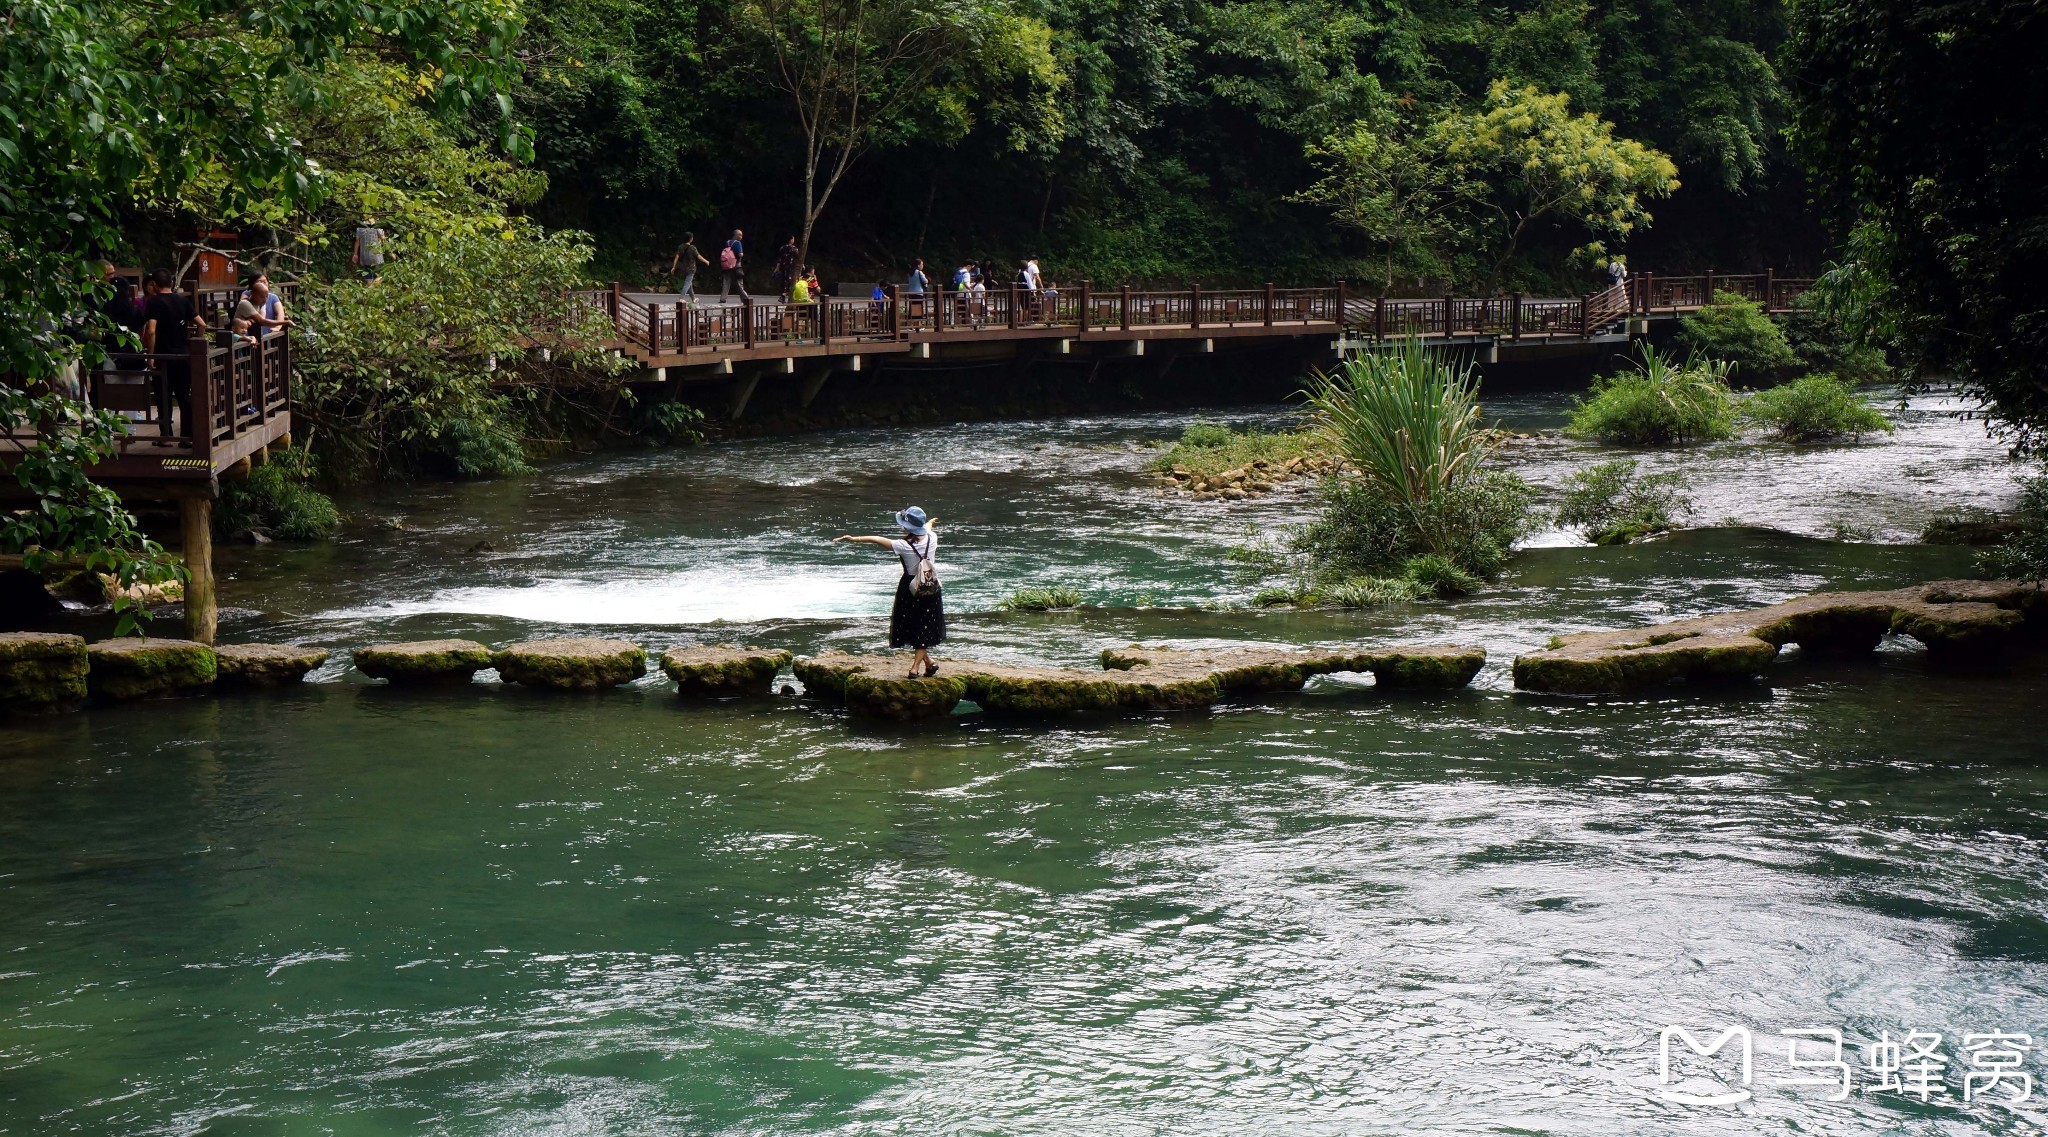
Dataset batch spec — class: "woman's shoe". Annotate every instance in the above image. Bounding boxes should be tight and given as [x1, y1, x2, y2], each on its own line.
[924, 662, 939, 678]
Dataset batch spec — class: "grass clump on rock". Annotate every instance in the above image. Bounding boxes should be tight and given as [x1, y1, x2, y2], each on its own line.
[1554, 458, 1694, 544]
[998, 586, 1084, 611]
[1742, 375, 1894, 442]
[1295, 339, 1535, 593]
[1151, 420, 1329, 496]
[1566, 345, 1739, 445]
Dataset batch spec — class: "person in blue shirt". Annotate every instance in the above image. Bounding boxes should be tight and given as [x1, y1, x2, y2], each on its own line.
[906, 259, 928, 295]
[718, 229, 748, 300]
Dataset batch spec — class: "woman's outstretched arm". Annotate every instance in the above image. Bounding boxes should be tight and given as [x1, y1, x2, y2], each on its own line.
[834, 535, 897, 548]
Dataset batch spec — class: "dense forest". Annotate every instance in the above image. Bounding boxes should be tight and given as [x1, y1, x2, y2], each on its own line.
[510, 0, 1817, 289]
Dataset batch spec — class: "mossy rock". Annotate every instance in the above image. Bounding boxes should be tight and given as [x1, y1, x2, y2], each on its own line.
[0, 631, 89, 713]
[353, 639, 494, 685]
[86, 637, 217, 700]
[791, 655, 860, 703]
[493, 637, 647, 690]
[661, 644, 793, 697]
[1512, 579, 2048, 693]
[1367, 646, 1488, 688]
[844, 673, 967, 720]
[215, 643, 330, 688]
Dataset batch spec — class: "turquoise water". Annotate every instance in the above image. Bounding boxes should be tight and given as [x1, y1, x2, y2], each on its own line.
[4, 390, 2047, 1134]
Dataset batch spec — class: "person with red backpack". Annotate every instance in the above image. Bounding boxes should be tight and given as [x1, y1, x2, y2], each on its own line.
[718, 230, 748, 301]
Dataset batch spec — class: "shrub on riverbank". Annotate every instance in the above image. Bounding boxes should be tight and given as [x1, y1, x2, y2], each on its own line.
[999, 586, 1084, 611]
[1553, 458, 1693, 544]
[1674, 292, 1802, 380]
[1150, 421, 1324, 482]
[1743, 375, 1894, 442]
[1778, 306, 1891, 384]
[217, 447, 341, 540]
[1976, 473, 2048, 582]
[1566, 346, 1739, 445]
[1298, 342, 1535, 583]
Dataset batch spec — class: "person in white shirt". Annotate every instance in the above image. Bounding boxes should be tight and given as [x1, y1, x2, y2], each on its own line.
[834, 506, 945, 677]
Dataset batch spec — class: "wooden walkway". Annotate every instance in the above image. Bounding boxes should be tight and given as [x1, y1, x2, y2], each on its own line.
[583, 271, 1813, 373]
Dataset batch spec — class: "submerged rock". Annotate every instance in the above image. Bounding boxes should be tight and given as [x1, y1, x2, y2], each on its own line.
[660, 645, 793, 697]
[215, 643, 330, 688]
[1512, 579, 2048, 694]
[353, 639, 494, 685]
[794, 640, 1486, 721]
[493, 637, 647, 690]
[0, 631, 89, 713]
[86, 637, 217, 700]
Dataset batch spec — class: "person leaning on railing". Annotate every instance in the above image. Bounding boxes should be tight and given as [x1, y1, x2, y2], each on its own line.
[235, 273, 293, 338]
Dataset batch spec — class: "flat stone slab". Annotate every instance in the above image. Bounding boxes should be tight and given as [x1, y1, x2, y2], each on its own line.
[0, 631, 89, 713]
[660, 645, 793, 697]
[795, 641, 1487, 721]
[1513, 579, 2048, 694]
[86, 637, 217, 700]
[493, 637, 647, 690]
[215, 643, 330, 688]
[354, 639, 494, 685]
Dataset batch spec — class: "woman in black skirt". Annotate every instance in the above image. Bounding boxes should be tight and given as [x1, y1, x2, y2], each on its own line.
[834, 506, 946, 678]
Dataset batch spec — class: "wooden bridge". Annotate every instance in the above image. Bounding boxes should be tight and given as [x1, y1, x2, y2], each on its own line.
[582, 270, 1814, 387]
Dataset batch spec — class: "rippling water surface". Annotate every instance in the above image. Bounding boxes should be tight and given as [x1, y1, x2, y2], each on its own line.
[4, 387, 2047, 1135]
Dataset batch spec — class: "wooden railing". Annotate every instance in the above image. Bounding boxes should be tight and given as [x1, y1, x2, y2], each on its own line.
[579, 270, 1812, 360]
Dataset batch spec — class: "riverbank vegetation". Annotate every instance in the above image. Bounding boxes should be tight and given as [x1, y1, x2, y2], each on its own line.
[1554, 459, 1694, 545]
[1149, 422, 1331, 493]
[1673, 294, 1802, 381]
[1743, 375, 1893, 442]
[998, 586, 1084, 612]
[1566, 348, 1740, 445]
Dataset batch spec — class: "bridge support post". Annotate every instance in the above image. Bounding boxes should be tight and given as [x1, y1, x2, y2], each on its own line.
[180, 496, 216, 645]
[1120, 284, 1131, 332]
[799, 366, 831, 408]
[1702, 269, 1714, 306]
[1443, 293, 1454, 337]
[727, 372, 762, 420]
[1264, 282, 1275, 327]
[1510, 292, 1523, 339]
[1189, 283, 1202, 330]
[1579, 294, 1592, 338]
[1639, 272, 1653, 313]
[1765, 268, 1777, 311]
[743, 296, 756, 349]
[1079, 281, 1091, 334]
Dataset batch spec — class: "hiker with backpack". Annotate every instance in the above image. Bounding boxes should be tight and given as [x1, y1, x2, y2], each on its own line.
[834, 506, 945, 678]
[718, 230, 748, 300]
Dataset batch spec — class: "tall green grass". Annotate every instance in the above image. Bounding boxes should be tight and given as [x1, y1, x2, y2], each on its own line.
[1566, 345, 1739, 445]
[1304, 337, 1489, 505]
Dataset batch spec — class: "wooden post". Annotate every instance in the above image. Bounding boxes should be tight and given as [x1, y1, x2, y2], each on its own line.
[645, 300, 661, 353]
[742, 295, 755, 349]
[1578, 294, 1591, 338]
[1120, 283, 1132, 331]
[1078, 280, 1091, 334]
[1189, 283, 1202, 330]
[180, 496, 216, 645]
[1009, 283, 1021, 330]
[1373, 296, 1385, 341]
[820, 296, 832, 346]
[1701, 268, 1714, 307]
[1765, 267, 1777, 311]
[1263, 282, 1276, 327]
[1510, 292, 1523, 340]
[609, 281, 622, 323]
[1335, 280, 1346, 328]
[1443, 294, 1454, 337]
[186, 326, 212, 456]
[886, 284, 900, 339]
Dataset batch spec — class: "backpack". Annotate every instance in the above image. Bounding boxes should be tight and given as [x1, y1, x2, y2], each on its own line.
[720, 244, 738, 270]
[907, 537, 941, 598]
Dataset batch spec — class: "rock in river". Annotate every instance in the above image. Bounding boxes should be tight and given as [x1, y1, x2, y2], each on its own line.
[353, 639, 494, 685]
[215, 643, 330, 688]
[1512, 579, 2048, 694]
[86, 638, 217, 700]
[0, 631, 89, 714]
[493, 638, 647, 690]
[660, 645, 793, 697]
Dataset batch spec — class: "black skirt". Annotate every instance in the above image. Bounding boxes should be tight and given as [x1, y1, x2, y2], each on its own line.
[888, 574, 947, 649]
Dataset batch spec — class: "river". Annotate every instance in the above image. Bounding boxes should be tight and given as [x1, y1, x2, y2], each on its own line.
[3, 386, 2046, 1135]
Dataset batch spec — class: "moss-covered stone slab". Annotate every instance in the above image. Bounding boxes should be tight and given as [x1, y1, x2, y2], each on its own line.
[0, 631, 89, 713]
[353, 639, 494, 685]
[660, 644, 793, 697]
[1512, 579, 2048, 693]
[493, 637, 647, 690]
[86, 637, 217, 700]
[793, 640, 1484, 721]
[215, 643, 330, 688]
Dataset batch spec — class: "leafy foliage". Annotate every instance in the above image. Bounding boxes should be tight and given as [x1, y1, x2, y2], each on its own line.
[218, 449, 343, 540]
[1673, 291, 1801, 380]
[1742, 375, 1893, 442]
[1974, 473, 2048, 583]
[1323, 576, 1424, 609]
[1150, 421, 1321, 480]
[1787, 0, 2048, 450]
[1566, 345, 1739, 445]
[0, 388, 182, 634]
[1553, 458, 1693, 544]
[1297, 472, 1535, 582]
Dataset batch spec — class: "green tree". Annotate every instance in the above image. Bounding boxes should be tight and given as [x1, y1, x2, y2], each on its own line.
[1295, 86, 1474, 291]
[1786, 0, 2048, 449]
[1438, 81, 1679, 287]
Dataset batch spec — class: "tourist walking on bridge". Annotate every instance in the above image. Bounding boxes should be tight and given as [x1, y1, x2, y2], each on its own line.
[834, 506, 945, 678]
[670, 232, 708, 303]
[719, 230, 747, 300]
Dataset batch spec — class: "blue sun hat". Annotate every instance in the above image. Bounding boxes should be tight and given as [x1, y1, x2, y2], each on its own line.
[893, 505, 930, 535]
